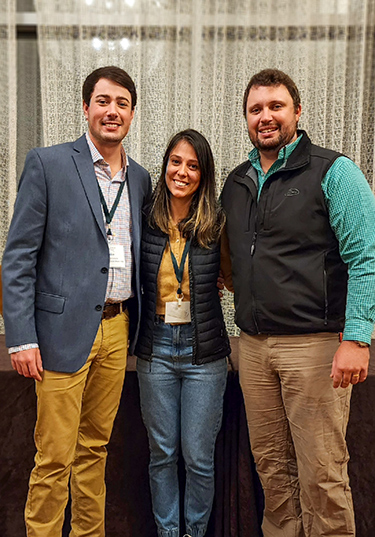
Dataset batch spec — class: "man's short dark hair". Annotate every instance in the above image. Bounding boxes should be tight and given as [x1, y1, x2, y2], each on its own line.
[243, 68, 301, 117]
[82, 66, 137, 109]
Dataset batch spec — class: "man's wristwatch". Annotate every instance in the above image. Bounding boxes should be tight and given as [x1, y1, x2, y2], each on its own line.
[354, 340, 370, 348]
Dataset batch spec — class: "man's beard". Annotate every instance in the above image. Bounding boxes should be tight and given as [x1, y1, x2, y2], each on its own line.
[250, 123, 297, 153]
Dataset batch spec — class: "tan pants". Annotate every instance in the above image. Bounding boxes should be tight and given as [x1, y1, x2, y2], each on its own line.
[239, 331, 355, 537]
[25, 310, 129, 537]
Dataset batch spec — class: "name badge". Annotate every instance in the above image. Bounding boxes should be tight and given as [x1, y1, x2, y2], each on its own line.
[165, 301, 191, 324]
[109, 244, 126, 268]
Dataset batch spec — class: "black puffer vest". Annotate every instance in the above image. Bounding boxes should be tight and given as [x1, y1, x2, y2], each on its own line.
[221, 130, 348, 335]
[135, 221, 231, 364]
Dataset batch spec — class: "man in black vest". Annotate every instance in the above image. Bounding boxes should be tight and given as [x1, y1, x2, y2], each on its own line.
[221, 69, 375, 537]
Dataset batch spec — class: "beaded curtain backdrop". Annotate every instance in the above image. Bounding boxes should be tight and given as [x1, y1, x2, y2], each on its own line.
[0, 0, 17, 334]
[1, 0, 375, 335]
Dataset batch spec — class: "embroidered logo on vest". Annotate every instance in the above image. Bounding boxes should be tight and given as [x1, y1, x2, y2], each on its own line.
[285, 188, 300, 197]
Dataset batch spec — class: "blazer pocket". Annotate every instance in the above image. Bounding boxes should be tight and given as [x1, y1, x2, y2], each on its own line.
[35, 291, 66, 314]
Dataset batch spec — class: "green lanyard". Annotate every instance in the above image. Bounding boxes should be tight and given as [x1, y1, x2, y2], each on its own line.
[97, 170, 127, 238]
[169, 237, 191, 296]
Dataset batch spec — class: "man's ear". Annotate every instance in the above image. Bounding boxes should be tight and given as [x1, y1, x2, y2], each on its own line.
[83, 100, 89, 120]
[295, 103, 302, 122]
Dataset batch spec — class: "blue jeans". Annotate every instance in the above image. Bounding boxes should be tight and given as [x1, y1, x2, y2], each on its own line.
[137, 319, 228, 537]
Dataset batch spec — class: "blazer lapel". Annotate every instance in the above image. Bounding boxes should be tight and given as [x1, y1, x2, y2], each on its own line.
[71, 135, 107, 241]
[127, 158, 141, 211]
[126, 157, 142, 258]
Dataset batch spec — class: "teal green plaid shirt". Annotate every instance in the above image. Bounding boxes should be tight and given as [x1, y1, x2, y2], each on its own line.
[249, 136, 375, 343]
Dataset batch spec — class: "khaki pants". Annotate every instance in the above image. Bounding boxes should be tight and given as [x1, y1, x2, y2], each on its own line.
[239, 331, 355, 537]
[25, 310, 129, 537]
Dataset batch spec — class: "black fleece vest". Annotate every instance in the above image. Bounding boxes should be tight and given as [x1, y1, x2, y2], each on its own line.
[221, 131, 348, 335]
[135, 222, 231, 364]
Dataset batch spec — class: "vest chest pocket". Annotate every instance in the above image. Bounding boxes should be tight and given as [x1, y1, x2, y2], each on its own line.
[260, 186, 275, 231]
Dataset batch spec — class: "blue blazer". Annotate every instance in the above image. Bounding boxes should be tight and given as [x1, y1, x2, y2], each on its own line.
[2, 135, 151, 372]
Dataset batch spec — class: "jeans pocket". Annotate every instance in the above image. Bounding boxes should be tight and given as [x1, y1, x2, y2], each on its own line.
[136, 357, 152, 374]
[196, 357, 228, 375]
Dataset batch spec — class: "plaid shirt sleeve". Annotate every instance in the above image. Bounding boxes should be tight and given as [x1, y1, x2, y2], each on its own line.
[322, 156, 375, 343]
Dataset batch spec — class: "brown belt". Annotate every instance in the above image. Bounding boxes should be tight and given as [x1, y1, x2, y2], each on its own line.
[102, 301, 128, 320]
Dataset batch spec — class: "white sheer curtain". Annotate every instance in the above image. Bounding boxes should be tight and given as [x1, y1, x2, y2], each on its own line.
[0, 0, 17, 333]
[0, 0, 17, 246]
[34, 0, 375, 334]
[34, 0, 375, 181]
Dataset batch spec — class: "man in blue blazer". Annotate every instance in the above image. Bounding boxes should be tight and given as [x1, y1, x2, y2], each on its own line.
[2, 66, 151, 536]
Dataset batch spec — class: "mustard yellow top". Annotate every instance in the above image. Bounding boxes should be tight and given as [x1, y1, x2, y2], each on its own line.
[156, 223, 191, 315]
[155, 222, 234, 315]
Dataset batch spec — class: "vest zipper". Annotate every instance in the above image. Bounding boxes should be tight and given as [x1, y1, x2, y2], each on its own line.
[323, 263, 328, 326]
[250, 231, 257, 256]
[188, 253, 197, 365]
[250, 208, 259, 330]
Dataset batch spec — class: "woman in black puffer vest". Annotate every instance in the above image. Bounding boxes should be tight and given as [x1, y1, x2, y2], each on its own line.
[135, 129, 230, 537]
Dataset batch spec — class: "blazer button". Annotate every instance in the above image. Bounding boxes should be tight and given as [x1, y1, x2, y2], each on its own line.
[101, 267, 108, 274]
[95, 305, 102, 311]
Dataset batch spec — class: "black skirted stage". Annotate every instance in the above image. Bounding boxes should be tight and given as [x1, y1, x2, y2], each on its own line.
[1, 335, 374, 537]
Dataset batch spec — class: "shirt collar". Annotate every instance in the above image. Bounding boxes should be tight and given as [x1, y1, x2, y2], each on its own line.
[85, 132, 128, 169]
[248, 133, 302, 166]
